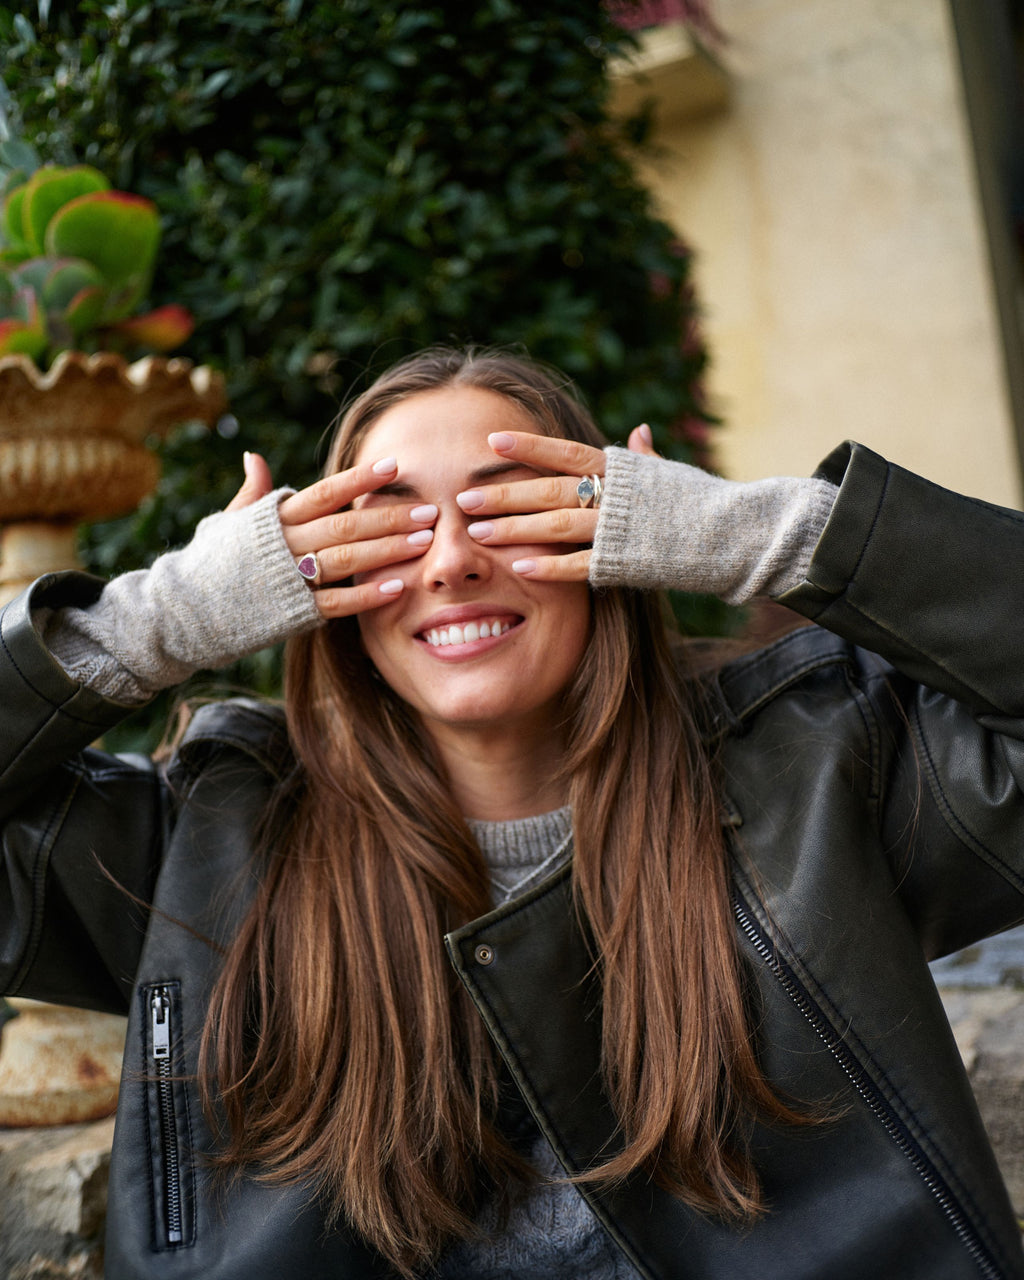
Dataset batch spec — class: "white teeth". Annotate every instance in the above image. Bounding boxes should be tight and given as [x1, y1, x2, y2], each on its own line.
[423, 618, 513, 647]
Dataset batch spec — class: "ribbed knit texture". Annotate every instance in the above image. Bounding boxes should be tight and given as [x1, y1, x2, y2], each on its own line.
[590, 447, 837, 603]
[436, 1133, 639, 1279]
[42, 489, 321, 703]
[468, 806, 573, 904]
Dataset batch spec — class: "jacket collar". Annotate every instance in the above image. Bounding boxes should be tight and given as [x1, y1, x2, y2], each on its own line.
[169, 698, 294, 785]
[702, 625, 853, 742]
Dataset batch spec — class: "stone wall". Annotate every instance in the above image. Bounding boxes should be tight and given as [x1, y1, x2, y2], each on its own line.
[0, 1117, 112, 1278]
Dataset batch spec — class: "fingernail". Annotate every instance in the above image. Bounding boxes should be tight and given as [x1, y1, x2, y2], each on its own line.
[488, 432, 516, 452]
[638, 423, 653, 446]
[512, 558, 537, 575]
[467, 521, 495, 540]
[410, 503, 438, 522]
[378, 578, 404, 595]
[456, 489, 485, 511]
[372, 456, 398, 475]
[407, 528, 434, 546]
[243, 450, 255, 477]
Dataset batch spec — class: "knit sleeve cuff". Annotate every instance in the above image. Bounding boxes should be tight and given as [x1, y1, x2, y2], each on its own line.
[45, 489, 322, 702]
[589, 448, 653, 587]
[589, 447, 838, 603]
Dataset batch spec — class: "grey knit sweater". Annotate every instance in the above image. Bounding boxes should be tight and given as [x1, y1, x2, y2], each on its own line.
[37, 448, 836, 1277]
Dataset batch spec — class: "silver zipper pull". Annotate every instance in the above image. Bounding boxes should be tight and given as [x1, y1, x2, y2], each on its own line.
[151, 989, 171, 1061]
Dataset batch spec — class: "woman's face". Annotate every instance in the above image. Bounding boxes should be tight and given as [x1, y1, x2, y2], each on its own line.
[350, 385, 592, 746]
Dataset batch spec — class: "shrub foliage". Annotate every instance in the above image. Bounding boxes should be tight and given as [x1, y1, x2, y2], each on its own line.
[2, 0, 725, 744]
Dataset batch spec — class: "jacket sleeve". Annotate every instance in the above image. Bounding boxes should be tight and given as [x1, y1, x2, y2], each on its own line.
[0, 572, 166, 1013]
[778, 441, 1024, 955]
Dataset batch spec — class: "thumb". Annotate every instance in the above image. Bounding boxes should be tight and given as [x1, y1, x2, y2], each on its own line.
[225, 451, 274, 511]
[627, 423, 658, 456]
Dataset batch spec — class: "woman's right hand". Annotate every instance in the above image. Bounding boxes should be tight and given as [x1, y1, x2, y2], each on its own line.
[227, 451, 438, 618]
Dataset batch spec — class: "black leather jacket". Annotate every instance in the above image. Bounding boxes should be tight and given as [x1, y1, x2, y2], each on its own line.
[2, 442, 1024, 1279]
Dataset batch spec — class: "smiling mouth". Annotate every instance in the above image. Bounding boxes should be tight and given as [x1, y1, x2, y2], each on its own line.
[420, 616, 520, 648]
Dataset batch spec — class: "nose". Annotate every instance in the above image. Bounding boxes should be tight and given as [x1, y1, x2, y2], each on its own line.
[419, 504, 491, 591]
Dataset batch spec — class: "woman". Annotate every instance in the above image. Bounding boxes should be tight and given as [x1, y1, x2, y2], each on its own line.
[2, 347, 1023, 1280]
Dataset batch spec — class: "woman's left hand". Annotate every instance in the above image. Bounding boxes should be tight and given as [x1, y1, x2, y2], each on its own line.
[454, 424, 656, 581]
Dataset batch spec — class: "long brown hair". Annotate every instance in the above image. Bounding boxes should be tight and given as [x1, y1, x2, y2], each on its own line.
[200, 348, 802, 1275]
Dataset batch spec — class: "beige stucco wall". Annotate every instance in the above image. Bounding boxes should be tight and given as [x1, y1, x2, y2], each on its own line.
[621, 0, 1021, 505]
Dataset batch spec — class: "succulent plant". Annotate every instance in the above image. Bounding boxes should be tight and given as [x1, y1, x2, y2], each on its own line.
[0, 154, 193, 366]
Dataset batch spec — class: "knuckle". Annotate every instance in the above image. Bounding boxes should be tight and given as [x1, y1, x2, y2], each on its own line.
[310, 586, 339, 615]
[308, 476, 335, 507]
[329, 544, 356, 578]
[480, 483, 510, 510]
[568, 443, 598, 472]
[551, 508, 575, 536]
[326, 511, 354, 542]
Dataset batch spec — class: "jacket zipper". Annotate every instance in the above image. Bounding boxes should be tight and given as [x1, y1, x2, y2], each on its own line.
[732, 892, 1004, 1280]
[150, 986, 184, 1245]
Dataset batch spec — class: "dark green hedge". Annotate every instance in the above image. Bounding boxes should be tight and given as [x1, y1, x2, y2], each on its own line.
[2, 0, 733, 748]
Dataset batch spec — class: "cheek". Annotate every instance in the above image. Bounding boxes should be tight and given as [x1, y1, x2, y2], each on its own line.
[354, 610, 396, 678]
[535, 583, 592, 656]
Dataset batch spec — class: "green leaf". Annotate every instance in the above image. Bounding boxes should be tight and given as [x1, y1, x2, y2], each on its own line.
[63, 284, 108, 339]
[20, 164, 110, 254]
[1, 183, 29, 252]
[37, 257, 105, 310]
[0, 288, 46, 358]
[45, 190, 160, 318]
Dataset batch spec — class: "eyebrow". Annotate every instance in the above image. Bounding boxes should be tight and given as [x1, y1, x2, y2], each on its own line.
[368, 459, 544, 500]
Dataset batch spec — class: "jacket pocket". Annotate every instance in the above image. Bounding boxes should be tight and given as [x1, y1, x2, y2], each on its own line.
[143, 981, 195, 1250]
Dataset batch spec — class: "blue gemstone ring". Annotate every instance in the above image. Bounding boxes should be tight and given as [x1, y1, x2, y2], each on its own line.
[576, 475, 603, 509]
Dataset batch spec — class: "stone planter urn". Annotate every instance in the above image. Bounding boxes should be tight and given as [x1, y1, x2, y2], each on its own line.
[0, 348, 226, 1125]
[0, 349, 226, 604]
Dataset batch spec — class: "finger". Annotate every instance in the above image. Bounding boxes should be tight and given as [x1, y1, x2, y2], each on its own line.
[488, 431, 606, 477]
[627, 423, 658, 456]
[225, 451, 274, 512]
[310, 577, 406, 619]
[465, 509, 599, 546]
[278, 455, 399, 526]
[456, 473, 584, 516]
[284, 501, 437, 556]
[510, 549, 592, 582]
[300, 530, 434, 583]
